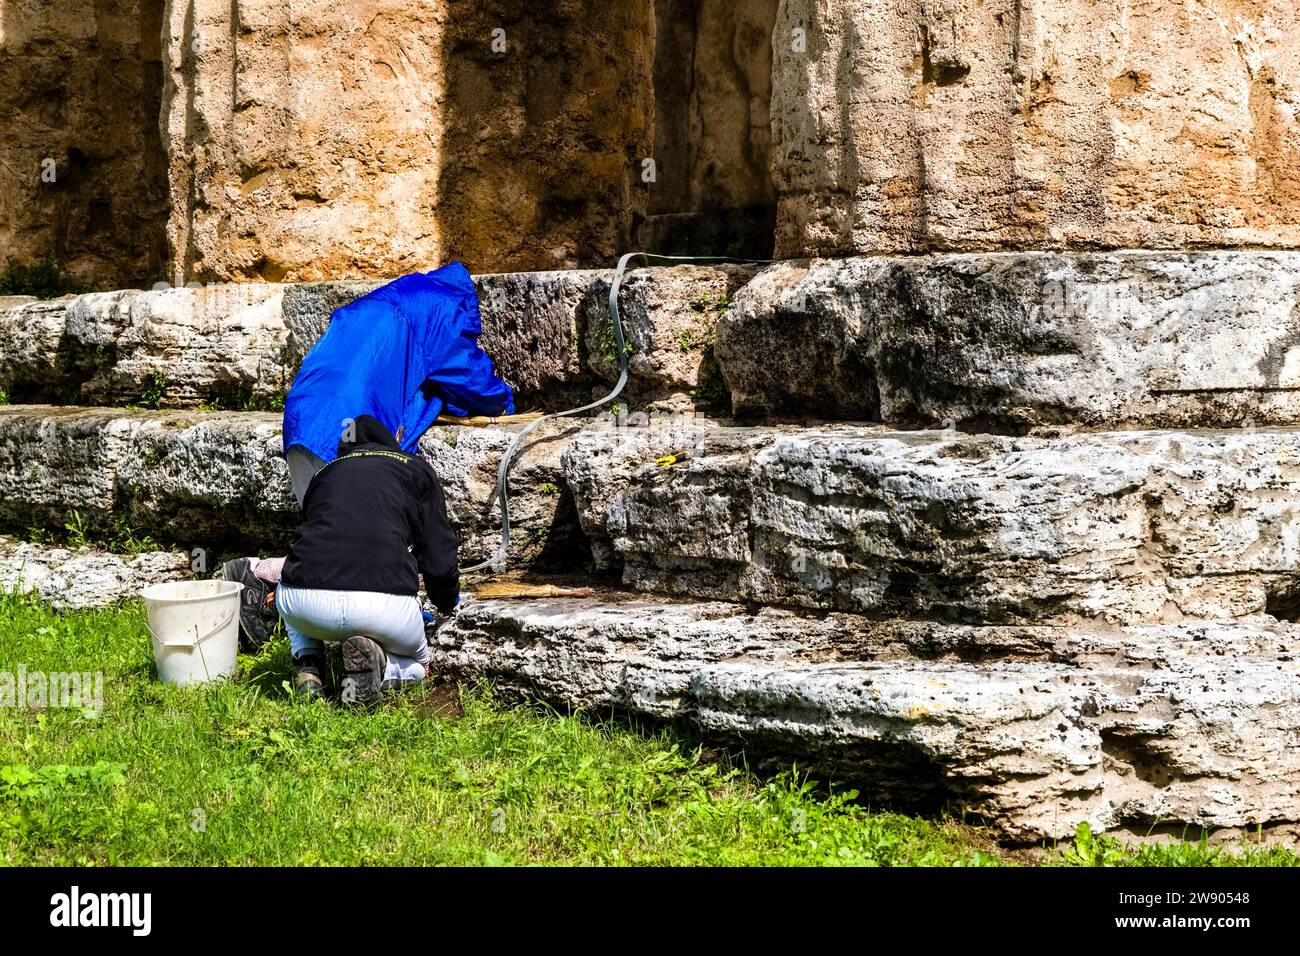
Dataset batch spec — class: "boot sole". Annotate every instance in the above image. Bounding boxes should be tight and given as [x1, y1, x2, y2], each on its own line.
[340, 636, 385, 707]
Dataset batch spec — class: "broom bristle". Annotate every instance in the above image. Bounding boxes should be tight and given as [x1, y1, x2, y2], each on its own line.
[473, 583, 593, 599]
[437, 411, 545, 428]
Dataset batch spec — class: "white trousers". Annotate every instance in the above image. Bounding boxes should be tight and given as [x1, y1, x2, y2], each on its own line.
[276, 584, 430, 682]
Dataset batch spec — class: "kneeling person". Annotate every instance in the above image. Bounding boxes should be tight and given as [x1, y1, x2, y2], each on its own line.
[277, 415, 458, 704]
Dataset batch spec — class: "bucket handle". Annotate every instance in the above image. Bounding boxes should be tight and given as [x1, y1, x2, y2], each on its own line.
[147, 605, 239, 648]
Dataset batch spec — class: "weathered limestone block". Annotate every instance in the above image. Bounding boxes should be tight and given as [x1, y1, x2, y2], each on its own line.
[162, 0, 655, 282]
[279, 280, 385, 370]
[161, 0, 447, 283]
[563, 422, 1300, 624]
[0, 292, 137, 403]
[418, 419, 589, 567]
[583, 264, 760, 411]
[0, 407, 147, 533]
[561, 414, 719, 568]
[437, 596, 1300, 839]
[0, 406, 584, 563]
[0, 0, 167, 287]
[94, 283, 288, 406]
[0, 536, 188, 608]
[771, 0, 1300, 257]
[118, 411, 298, 547]
[3, 265, 761, 413]
[474, 271, 600, 410]
[0, 284, 287, 407]
[719, 251, 1300, 429]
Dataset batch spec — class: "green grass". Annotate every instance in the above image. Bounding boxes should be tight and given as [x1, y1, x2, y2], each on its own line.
[0, 593, 1295, 867]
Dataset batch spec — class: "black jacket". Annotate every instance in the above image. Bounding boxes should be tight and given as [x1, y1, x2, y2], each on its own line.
[280, 416, 459, 612]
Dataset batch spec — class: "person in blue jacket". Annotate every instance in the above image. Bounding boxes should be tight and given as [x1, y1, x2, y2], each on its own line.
[282, 261, 515, 505]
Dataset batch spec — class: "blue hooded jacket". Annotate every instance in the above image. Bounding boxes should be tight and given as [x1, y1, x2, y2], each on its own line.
[282, 262, 514, 464]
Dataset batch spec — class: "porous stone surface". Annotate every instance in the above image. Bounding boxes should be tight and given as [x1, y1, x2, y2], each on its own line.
[161, 0, 448, 283]
[562, 421, 1300, 625]
[0, 283, 288, 407]
[434, 1, 654, 274]
[648, 0, 778, 255]
[0, 405, 585, 565]
[279, 280, 384, 371]
[719, 251, 1300, 428]
[437, 596, 1300, 840]
[419, 418, 590, 568]
[161, 0, 654, 282]
[0, 535, 188, 608]
[472, 270, 599, 411]
[583, 264, 759, 411]
[3, 265, 757, 413]
[0, 0, 168, 288]
[771, 0, 1300, 257]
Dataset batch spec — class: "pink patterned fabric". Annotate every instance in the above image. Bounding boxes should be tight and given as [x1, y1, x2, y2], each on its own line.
[251, 556, 286, 584]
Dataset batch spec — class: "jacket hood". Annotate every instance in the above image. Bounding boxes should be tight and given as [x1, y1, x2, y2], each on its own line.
[337, 414, 401, 456]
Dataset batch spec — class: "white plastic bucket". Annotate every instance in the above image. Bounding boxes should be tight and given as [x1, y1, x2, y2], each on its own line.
[142, 579, 244, 687]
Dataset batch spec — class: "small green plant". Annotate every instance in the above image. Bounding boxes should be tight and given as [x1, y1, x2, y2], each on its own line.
[538, 482, 560, 496]
[688, 359, 729, 408]
[689, 294, 730, 314]
[111, 511, 157, 555]
[0, 390, 9, 406]
[139, 372, 167, 409]
[1061, 821, 1129, 866]
[595, 318, 633, 366]
[63, 510, 89, 549]
[26, 526, 49, 545]
[268, 391, 287, 412]
[197, 388, 266, 413]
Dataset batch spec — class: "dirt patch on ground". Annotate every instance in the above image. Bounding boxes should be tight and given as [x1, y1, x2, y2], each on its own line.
[408, 679, 463, 719]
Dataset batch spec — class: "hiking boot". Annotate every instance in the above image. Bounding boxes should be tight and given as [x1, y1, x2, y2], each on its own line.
[292, 654, 326, 700]
[221, 557, 279, 651]
[340, 636, 386, 708]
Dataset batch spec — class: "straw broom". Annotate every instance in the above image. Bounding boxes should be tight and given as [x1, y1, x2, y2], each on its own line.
[436, 411, 545, 428]
[471, 583, 593, 599]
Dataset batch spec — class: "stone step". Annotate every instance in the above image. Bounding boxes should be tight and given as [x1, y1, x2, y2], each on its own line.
[0, 264, 755, 414]
[436, 595, 1300, 841]
[0, 535, 188, 608]
[11, 406, 1300, 627]
[720, 250, 1300, 430]
[0, 405, 587, 564]
[11, 251, 1300, 433]
[565, 419, 1300, 625]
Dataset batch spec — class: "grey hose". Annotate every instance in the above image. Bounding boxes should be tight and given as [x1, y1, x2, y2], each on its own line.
[462, 252, 774, 574]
